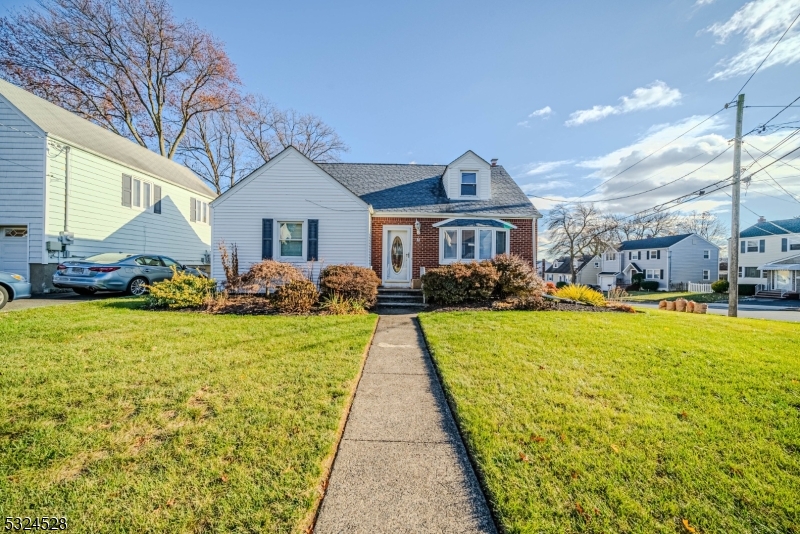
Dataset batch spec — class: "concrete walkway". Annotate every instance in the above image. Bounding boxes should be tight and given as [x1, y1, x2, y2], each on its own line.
[315, 314, 496, 533]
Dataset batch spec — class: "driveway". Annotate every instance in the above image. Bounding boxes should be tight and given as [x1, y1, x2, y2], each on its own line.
[634, 300, 800, 322]
[1, 292, 114, 312]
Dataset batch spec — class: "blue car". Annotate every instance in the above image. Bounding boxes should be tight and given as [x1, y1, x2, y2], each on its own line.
[0, 271, 32, 310]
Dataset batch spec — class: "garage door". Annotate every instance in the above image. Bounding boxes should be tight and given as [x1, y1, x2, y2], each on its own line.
[0, 227, 29, 276]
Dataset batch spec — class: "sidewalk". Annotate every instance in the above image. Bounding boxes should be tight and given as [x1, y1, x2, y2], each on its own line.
[314, 314, 496, 533]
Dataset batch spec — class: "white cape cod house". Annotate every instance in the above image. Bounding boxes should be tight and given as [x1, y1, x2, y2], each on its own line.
[0, 79, 216, 292]
[210, 147, 540, 286]
[598, 234, 720, 291]
[738, 217, 800, 297]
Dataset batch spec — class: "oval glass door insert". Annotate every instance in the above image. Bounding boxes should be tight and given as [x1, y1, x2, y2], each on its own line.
[391, 236, 404, 273]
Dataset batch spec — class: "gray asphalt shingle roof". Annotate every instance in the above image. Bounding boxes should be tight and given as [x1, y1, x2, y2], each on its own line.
[618, 234, 693, 251]
[740, 218, 800, 237]
[316, 163, 539, 217]
[545, 255, 593, 274]
[0, 78, 215, 198]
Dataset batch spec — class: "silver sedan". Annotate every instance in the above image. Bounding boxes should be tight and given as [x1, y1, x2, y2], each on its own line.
[52, 253, 206, 296]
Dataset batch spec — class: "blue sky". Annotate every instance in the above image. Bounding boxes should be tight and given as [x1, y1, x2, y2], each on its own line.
[5, 0, 799, 230]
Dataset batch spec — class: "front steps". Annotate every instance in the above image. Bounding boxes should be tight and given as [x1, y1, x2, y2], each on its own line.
[755, 290, 790, 299]
[376, 287, 426, 308]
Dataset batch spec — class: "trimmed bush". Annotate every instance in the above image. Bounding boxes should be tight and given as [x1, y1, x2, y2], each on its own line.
[555, 284, 606, 307]
[271, 279, 319, 314]
[632, 273, 645, 285]
[319, 265, 380, 308]
[556, 281, 569, 289]
[491, 254, 543, 297]
[711, 279, 729, 293]
[145, 268, 217, 309]
[738, 284, 757, 296]
[640, 281, 660, 291]
[625, 283, 641, 291]
[422, 261, 499, 304]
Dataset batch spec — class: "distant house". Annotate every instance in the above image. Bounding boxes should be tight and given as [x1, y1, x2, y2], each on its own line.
[544, 255, 600, 285]
[598, 234, 720, 291]
[719, 259, 728, 281]
[210, 147, 540, 286]
[0, 79, 216, 293]
[738, 217, 800, 296]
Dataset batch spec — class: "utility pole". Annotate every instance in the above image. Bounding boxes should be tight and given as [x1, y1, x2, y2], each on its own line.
[728, 93, 745, 317]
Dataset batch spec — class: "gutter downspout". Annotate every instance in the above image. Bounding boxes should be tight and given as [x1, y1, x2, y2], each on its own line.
[63, 146, 70, 234]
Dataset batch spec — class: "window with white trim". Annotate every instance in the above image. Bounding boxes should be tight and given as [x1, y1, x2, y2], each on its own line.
[746, 240, 759, 253]
[191, 198, 209, 224]
[460, 172, 477, 196]
[649, 249, 658, 259]
[646, 269, 659, 279]
[594, 261, 600, 268]
[790, 237, 800, 251]
[703, 249, 710, 259]
[439, 228, 509, 262]
[604, 252, 616, 261]
[278, 222, 303, 257]
[741, 266, 762, 278]
[702, 269, 710, 280]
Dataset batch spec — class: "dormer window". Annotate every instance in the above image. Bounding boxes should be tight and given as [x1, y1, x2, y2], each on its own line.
[460, 172, 477, 196]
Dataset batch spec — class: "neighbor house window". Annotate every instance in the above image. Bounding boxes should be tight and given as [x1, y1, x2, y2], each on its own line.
[746, 240, 759, 252]
[646, 269, 659, 279]
[790, 237, 800, 251]
[702, 270, 710, 280]
[279, 222, 303, 257]
[594, 261, 600, 268]
[190, 198, 209, 224]
[605, 252, 616, 261]
[133, 178, 142, 207]
[460, 172, 477, 196]
[703, 250, 710, 259]
[649, 250, 658, 259]
[143, 182, 151, 209]
[743, 267, 761, 278]
[443, 229, 457, 259]
[440, 228, 509, 262]
[461, 230, 475, 259]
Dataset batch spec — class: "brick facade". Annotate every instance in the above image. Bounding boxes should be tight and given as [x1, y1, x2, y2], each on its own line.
[371, 216, 535, 282]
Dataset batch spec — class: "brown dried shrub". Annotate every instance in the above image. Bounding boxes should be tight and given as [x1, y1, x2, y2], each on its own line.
[319, 265, 380, 308]
[491, 254, 544, 297]
[492, 294, 558, 311]
[241, 260, 306, 293]
[271, 279, 319, 314]
[422, 261, 499, 304]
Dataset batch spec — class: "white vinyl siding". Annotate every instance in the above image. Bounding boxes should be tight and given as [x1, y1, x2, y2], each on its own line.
[443, 151, 491, 200]
[210, 149, 370, 282]
[0, 95, 46, 265]
[45, 138, 213, 265]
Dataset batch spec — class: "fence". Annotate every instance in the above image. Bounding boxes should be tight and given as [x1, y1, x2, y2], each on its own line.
[688, 281, 713, 293]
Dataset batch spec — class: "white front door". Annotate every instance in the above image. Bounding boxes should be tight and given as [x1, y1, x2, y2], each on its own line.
[775, 270, 792, 291]
[385, 228, 411, 284]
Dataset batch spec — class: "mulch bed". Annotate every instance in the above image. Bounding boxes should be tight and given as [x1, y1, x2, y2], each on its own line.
[426, 300, 619, 313]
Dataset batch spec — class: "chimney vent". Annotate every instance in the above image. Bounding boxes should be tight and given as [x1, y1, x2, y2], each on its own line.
[491, 158, 498, 167]
[757, 216, 766, 223]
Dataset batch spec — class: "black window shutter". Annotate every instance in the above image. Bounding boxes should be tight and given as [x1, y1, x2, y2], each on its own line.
[660, 269, 664, 279]
[307, 219, 319, 261]
[782, 238, 788, 252]
[262, 219, 273, 259]
[628, 252, 631, 260]
[153, 185, 162, 214]
[741, 241, 746, 253]
[190, 198, 196, 222]
[647, 251, 650, 260]
[759, 239, 765, 253]
[122, 174, 132, 207]
[657, 250, 661, 260]
[638, 251, 641, 260]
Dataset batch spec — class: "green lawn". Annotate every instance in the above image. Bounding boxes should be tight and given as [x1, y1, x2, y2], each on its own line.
[419, 310, 800, 534]
[622, 291, 729, 303]
[0, 299, 377, 533]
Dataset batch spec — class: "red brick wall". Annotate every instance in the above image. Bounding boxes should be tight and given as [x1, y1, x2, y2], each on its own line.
[371, 217, 534, 281]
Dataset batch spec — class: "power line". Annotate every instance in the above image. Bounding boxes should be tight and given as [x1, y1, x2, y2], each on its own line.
[745, 95, 800, 136]
[577, 107, 728, 198]
[729, 9, 800, 101]
[744, 146, 800, 204]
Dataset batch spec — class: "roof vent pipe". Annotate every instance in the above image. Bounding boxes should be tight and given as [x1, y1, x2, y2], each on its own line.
[757, 216, 766, 223]
[491, 158, 498, 167]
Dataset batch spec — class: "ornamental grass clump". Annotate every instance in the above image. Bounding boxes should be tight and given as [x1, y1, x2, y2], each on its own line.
[145, 267, 217, 309]
[319, 265, 380, 308]
[319, 294, 368, 315]
[422, 261, 499, 304]
[555, 284, 606, 307]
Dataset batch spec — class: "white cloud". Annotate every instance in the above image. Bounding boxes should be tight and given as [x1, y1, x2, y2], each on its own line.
[695, 0, 716, 6]
[529, 106, 553, 118]
[707, 0, 800, 80]
[565, 81, 682, 126]
[520, 160, 574, 176]
[517, 121, 530, 128]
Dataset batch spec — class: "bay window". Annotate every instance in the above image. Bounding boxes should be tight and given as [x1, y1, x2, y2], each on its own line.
[496, 231, 507, 255]
[461, 230, 475, 259]
[439, 228, 510, 262]
[443, 229, 458, 259]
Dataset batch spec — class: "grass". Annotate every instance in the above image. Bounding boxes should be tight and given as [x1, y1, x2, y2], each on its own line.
[0, 299, 377, 533]
[622, 291, 729, 303]
[419, 310, 800, 534]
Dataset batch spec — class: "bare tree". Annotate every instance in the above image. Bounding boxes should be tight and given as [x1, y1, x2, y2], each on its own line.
[0, 0, 239, 158]
[676, 211, 729, 246]
[546, 203, 611, 283]
[609, 211, 680, 243]
[179, 107, 241, 194]
[238, 94, 348, 164]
